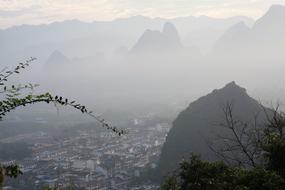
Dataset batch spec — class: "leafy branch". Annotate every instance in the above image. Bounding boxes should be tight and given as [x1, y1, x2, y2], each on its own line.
[0, 58, 125, 135]
[0, 57, 36, 86]
[0, 93, 125, 135]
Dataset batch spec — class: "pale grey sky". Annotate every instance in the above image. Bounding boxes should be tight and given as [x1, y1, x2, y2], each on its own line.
[1, 0, 285, 28]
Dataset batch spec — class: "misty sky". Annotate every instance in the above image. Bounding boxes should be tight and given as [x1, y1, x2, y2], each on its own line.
[1, 0, 285, 28]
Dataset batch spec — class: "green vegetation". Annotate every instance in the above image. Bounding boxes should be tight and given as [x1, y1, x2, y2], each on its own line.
[161, 155, 284, 190]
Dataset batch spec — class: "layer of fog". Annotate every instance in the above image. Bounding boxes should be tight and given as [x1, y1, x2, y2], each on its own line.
[1, 5, 285, 126]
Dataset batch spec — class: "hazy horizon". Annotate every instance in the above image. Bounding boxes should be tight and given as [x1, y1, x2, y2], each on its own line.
[1, 1, 285, 29]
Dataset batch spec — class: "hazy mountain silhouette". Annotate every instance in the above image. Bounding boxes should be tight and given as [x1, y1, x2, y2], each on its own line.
[173, 16, 254, 53]
[0, 15, 252, 65]
[130, 22, 182, 54]
[253, 4, 285, 34]
[213, 21, 250, 52]
[157, 82, 269, 178]
[213, 4, 285, 58]
[162, 22, 182, 48]
[46, 50, 71, 67]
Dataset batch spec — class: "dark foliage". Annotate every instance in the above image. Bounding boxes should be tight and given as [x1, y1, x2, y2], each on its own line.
[161, 155, 285, 190]
[262, 107, 285, 178]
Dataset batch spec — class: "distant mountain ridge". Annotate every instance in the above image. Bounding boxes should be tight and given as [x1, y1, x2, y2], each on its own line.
[213, 4, 285, 58]
[253, 4, 285, 32]
[0, 14, 253, 65]
[45, 50, 71, 67]
[130, 22, 182, 54]
[157, 81, 270, 179]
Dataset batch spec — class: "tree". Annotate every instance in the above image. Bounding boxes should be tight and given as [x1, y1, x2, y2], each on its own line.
[0, 58, 124, 188]
[161, 103, 285, 190]
[262, 106, 285, 178]
[210, 103, 285, 178]
[208, 102, 265, 168]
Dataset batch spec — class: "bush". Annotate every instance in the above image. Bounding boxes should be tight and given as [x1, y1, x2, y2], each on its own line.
[161, 155, 285, 190]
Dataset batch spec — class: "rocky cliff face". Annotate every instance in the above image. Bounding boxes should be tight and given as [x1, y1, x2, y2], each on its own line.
[157, 82, 269, 178]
